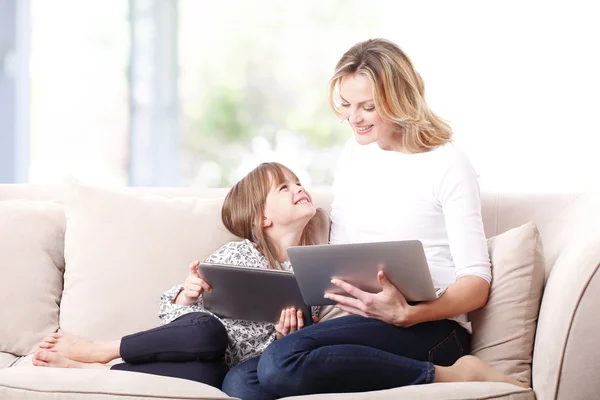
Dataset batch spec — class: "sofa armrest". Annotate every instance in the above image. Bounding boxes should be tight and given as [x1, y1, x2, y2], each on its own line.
[532, 207, 600, 400]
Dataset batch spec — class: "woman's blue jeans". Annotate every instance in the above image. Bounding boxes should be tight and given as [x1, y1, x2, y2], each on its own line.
[222, 315, 468, 399]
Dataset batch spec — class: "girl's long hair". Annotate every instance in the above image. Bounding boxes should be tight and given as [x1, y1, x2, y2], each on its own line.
[221, 162, 320, 269]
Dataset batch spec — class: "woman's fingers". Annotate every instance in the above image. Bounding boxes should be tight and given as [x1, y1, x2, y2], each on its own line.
[297, 310, 304, 330]
[335, 303, 369, 318]
[330, 279, 371, 303]
[324, 292, 369, 312]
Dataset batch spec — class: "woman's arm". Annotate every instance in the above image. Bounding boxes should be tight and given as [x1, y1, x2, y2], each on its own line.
[405, 276, 489, 326]
[326, 272, 489, 328]
[327, 147, 492, 326]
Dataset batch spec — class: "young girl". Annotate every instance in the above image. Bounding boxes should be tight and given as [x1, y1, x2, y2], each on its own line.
[32, 162, 327, 388]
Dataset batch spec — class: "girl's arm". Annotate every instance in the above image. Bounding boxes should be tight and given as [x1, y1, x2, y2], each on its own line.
[158, 284, 204, 325]
[157, 240, 263, 325]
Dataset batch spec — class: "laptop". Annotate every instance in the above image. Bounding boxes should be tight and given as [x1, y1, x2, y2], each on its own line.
[287, 240, 437, 306]
[197, 262, 313, 326]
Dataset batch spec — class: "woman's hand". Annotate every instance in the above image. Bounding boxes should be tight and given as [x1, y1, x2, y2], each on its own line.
[174, 260, 212, 306]
[275, 308, 306, 339]
[324, 271, 416, 327]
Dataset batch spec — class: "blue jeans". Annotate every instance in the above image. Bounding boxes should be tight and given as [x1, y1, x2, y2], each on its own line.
[222, 315, 468, 399]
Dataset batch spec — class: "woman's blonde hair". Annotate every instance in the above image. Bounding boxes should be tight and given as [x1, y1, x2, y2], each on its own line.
[222, 162, 321, 270]
[328, 38, 452, 153]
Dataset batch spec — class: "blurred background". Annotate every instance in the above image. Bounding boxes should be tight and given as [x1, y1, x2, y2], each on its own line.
[1, 0, 598, 191]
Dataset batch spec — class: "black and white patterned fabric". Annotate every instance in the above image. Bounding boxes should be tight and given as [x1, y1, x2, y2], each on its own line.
[158, 239, 318, 368]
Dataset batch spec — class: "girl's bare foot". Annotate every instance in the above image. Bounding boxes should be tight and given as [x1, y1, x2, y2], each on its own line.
[32, 350, 107, 370]
[37, 331, 119, 364]
[436, 355, 529, 389]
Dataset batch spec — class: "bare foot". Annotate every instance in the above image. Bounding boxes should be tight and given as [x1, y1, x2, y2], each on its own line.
[37, 331, 119, 364]
[32, 350, 107, 370]
[445, 355, 529, 388]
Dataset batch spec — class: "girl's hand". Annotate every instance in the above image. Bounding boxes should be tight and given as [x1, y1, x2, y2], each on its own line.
[175, 261, 212, 305]
[324, 271, 415, 327]
[275, 308, 305, 339]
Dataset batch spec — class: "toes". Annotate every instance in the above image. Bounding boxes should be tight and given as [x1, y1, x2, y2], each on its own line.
[34, 350, 54, 362]
[39, 342, 53, 349]
[32, 358, 48, 367]
[32, 352, 48, 367]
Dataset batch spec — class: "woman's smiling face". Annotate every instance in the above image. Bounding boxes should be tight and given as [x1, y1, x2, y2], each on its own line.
[339, 73, 398, 147]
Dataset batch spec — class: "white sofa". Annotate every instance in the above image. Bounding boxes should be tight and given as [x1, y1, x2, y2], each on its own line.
[0, 182, 598, 400]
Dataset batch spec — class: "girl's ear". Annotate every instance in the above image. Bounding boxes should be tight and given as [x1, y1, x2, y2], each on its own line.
[262, 217, 272, 228]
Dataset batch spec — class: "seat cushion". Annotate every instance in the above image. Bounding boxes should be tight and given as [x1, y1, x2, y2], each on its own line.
[0, 353, 17, 369]
[0, 367, 234, 399]
[469, 221, 545, 387]
[280, 382, 533, 400]
[0, 201, 65, 355]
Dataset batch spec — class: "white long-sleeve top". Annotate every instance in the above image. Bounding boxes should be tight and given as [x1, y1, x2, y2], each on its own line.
[330, 140, 491, 332]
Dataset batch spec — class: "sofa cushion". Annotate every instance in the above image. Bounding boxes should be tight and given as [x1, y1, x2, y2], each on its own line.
[469, 222, 545, 387]
[0, 201, 65, 356]
[0, 353, 17, 369]
[59, 182, 237, 340]
[281, 382, 533, 399]
[0, 367, 234, 399]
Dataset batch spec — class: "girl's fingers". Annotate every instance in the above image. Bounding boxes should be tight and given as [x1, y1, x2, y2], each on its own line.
[186, 283, 203, 293]
[297, 310, 304, 330]
[198, 279, 212, 293]
[283, 308, 291, 334]
[188, 260, 200, 277]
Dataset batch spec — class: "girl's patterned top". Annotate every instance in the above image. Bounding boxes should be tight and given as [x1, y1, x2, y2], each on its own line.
[158, 239, 319, 368]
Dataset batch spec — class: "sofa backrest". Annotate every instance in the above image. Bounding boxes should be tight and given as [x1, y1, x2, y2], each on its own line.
[478, 190, 600, 399]
[1, 184, 599, 399]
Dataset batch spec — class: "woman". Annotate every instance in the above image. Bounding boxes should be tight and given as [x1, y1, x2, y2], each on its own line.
[222, 39, 527, 399]
[33, 162, 325, 388]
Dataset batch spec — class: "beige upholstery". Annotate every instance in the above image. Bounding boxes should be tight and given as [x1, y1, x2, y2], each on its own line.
[529, 194, 600, 400]
[284, 382, 534, 400]
[59, 182, 237, 340]
[0, 201, 65, 355]
[470, 222, 545, 386]
[0, 367, 235, 400]
[1, 184, 599, 400]
[0, 353, 17, 369]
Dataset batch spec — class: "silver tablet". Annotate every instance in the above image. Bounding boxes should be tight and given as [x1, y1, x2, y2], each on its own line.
[287, 240, 437, 306]
[197, 263, 312, 326]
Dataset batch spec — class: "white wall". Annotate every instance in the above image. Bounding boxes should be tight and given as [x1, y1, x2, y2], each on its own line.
[23, 1, 600, 191]
[334, 0, 599, 192]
